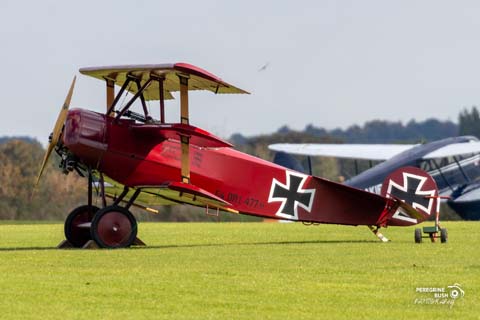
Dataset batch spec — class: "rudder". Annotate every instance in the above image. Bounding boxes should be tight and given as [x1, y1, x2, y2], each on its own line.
[381, 166, 438, 226]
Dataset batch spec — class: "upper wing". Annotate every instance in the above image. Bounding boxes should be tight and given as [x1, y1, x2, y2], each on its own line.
[268, 143, 416, 160]
[422, 141, 480, 159]
[79, 62, 249, 101]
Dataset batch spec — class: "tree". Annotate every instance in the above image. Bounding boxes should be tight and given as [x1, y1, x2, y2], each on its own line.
[0, 139, 86, 220]
[459, 106, 480, 138]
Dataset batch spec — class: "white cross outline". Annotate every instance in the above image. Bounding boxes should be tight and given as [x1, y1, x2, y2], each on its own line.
[386, 172, 436, 224]
[268, 171, 316, 220]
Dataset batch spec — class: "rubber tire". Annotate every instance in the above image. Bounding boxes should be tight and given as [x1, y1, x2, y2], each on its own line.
[440, 228, 448, 243]
[64, 205, 100, 248]
[414, 228, 422, 243]
[90, 206, 137, 248]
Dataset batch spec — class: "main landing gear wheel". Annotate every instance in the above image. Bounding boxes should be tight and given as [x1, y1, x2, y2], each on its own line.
[414, 228, 422, 243]
[90, 206, 137, 249]
[64, 205, 100, 248]
[440, 228, 448, 243]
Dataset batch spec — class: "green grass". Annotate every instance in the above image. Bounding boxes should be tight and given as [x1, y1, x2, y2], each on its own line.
[0, 221, 478, 319]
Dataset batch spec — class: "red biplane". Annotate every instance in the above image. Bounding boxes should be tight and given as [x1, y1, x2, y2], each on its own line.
[36, 63, 439, 248]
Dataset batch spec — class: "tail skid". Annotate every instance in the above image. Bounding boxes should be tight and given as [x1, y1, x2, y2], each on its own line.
[368, 226, 390, 242]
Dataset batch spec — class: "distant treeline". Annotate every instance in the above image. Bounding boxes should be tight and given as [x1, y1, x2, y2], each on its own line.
[304, 119, 458, 143]
[232, 107, 480, 145]
[1, 107, 479, 220]
[0, 136, 37, 145]
[233, 118, 461, 145]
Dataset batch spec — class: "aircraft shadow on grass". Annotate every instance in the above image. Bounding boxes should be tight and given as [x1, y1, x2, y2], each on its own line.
[0, 239, 379, 252]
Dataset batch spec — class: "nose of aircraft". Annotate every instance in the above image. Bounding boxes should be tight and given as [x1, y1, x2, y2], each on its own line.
[62, 108, 108, 169]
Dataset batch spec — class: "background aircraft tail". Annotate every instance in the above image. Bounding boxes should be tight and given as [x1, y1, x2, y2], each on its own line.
[272, 151, 308, 174]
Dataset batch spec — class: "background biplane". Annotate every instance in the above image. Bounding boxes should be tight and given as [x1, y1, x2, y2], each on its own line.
[36, 63, 440, 248]
[269, 136, 480, 221]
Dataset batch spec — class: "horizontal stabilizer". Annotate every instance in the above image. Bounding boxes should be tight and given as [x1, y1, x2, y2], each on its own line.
[392, 196, 425, 220]
[131, 123, 233, 148]
[308, 175, 398, 226]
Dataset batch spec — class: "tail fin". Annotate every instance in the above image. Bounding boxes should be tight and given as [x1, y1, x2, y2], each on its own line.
[381, 166, 438, 226]
[273, 151, 308, 174]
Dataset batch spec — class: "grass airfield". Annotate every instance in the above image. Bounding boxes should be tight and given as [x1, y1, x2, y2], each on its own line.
[0, 221, 478, 319]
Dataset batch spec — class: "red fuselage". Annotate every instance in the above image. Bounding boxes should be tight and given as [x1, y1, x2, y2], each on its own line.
[63, 108, 425, 226]
[63, 109, 292, 216]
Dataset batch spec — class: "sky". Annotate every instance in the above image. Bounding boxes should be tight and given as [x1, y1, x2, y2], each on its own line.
[1, 0, 480, 145]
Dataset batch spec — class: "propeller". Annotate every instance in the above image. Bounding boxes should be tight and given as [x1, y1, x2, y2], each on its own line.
[35, 76, 76, 186]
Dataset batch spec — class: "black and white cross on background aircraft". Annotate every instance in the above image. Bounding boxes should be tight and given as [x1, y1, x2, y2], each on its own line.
[269, 136, 480, 220]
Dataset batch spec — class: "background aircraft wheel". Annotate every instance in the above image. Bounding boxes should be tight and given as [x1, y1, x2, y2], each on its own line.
[90, 206, 137, 248]
[440, 228, 448, 243]
[64, 205, 100, 247]
[414, 228, 422, 243]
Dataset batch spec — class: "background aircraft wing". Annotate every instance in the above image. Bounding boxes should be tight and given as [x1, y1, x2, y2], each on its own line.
[422, 141, 480, 159]
[268, 143, 416, 160]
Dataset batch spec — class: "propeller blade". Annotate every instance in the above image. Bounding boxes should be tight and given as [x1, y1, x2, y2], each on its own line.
[35, 76, 76, 186]
[35, 143, 55, 186]
[51, 76, 76, 146]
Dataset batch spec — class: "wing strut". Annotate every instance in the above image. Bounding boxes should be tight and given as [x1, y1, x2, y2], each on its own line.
[150, 73, 166, 124]
[453, 156, 471, 183]
[159, 78, 165, 123]
[179, 75, 189, 124]
[106, 79, 115, 116]
[134, 78, 151, 120]
[179, 74, 190, 183]
[107, 77, 132, 115]
[116, 78, 153, 120]
[430, 160, 454, 192]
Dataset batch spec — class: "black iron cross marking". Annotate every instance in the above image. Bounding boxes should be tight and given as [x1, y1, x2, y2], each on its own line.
[387, 173, 435, 222]
[268, 171, 315, 220]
